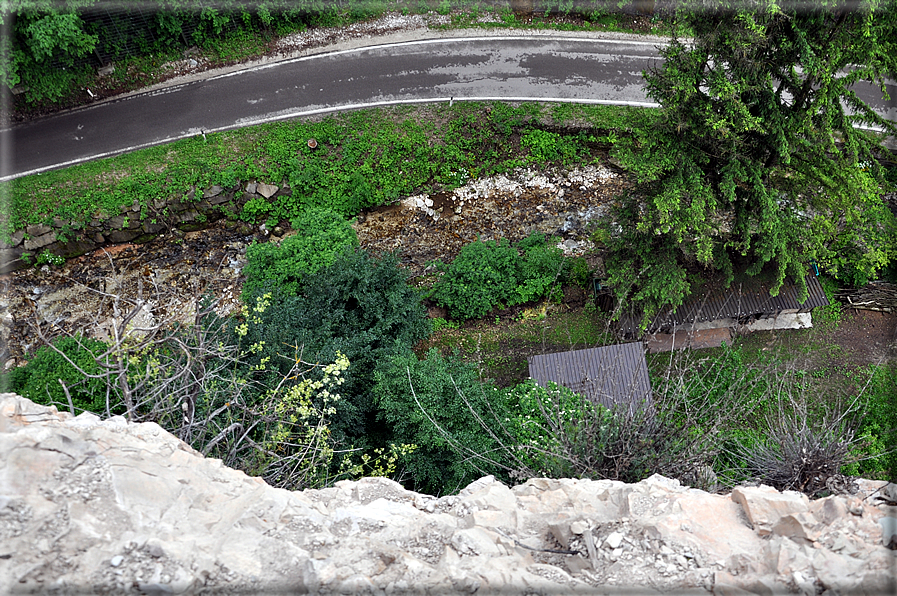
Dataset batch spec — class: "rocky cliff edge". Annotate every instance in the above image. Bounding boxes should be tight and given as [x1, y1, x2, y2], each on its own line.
[1, 394, 895, 595]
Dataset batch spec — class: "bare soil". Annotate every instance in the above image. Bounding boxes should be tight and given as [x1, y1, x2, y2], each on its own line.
[739, 308, 897, 373]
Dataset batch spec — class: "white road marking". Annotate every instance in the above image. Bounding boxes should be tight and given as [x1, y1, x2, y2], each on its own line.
[0, 97, 659, 181]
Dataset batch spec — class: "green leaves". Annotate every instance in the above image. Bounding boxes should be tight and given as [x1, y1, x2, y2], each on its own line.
[373, 348, 510, 495]
[22, 11, 98, 63]
[428, 233, 566, 321]
[5, 335, 112, 415]
[238, 248, 430, 443]
[609, 0, 897, 320]
[241, 208, 358, 302]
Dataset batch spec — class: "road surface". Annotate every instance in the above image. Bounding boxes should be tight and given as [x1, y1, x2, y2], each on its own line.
[2, 33, 894, 180]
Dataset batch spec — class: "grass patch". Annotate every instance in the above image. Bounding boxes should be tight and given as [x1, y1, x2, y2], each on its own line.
[3, 101, 656, 241]
[422, 303, 617, 387]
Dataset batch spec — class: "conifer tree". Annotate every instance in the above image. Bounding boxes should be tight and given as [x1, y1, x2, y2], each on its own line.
[609, 0, 897, 324]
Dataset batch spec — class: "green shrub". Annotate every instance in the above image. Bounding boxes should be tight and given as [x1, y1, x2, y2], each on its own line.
[428, 237, 521, 320]
[237, 248, 430, 445]
[521, 129, 581, 164]
[7, 335, 112, 415]
[373, 348, 511, 495]
[428, 232, 566, 320]
[241, 207, 358, 301]
[517, 234, 565, 303]
[502, 380, 599, 479]
[814, 275, 843, 325]
[567, 256, 592, 288]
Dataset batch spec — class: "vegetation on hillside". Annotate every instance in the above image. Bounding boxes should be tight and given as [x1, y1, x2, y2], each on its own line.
[1, 101, 650, 244]
[3, 1, 896, 495]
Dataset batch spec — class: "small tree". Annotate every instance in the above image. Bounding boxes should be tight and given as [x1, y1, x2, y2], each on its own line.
[3, 4, 100, 104]
[373, 348, 512, 495]
[238, 248, 431, 445]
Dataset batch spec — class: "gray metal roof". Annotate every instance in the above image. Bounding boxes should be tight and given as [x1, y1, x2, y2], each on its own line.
[619, 275, 829, 334]
[527, 342, 653, 414]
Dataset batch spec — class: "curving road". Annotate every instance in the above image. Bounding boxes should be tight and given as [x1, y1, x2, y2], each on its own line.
[2, 33, 895, 181]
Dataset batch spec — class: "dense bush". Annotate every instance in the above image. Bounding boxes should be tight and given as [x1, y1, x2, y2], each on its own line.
[4, 9, 99, 105]
[844, 364, 897, 482]
[428, 237, 520, 320]
[241, 207, 358, 301]
[5, 335, 113, 415]
[516, 232, 567, 303]
[373, 348, 512, 495]
[520, 129, 583, 164]
[237, 248, 431, 445]
[502, 380, 601, 480]
[428, 232, 566, 320]
[395, 343, 876, 493]
[501, 379, 721, 486]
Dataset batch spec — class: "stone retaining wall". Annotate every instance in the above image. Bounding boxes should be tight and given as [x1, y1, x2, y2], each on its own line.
[0, 180, 291, 273]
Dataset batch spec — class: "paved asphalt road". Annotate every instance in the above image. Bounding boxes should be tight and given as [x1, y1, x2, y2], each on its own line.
[2, 34, 895, 180]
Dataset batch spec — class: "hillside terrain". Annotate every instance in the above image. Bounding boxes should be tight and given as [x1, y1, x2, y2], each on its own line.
[3, 7, 895, 504]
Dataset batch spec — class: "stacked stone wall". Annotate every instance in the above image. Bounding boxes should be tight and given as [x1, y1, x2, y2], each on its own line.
[0, 180, 292, 273]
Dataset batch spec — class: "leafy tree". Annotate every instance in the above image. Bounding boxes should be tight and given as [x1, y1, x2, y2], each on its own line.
[610, 0, 897, 325]
[3, 3, 100, 104]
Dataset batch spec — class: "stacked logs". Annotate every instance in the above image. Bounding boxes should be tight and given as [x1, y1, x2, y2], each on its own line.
[837, 281, 897, 313]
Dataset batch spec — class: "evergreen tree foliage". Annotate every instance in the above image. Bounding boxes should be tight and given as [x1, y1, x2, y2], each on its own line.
[609, 0, 897, 325]
[237, 248, 431, 445]
[373, 348, 511, 495]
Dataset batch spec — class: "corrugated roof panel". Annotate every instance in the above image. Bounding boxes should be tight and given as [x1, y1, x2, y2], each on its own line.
[528, 343, 653, 413]
[618, 275, 829, 334]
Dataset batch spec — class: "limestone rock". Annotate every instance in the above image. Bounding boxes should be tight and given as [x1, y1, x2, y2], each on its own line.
[771, 511, 822, 544]
[1, 394, 895, 595]
[731, 485, 810, 536]
[257, 183, 278, 198]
